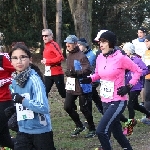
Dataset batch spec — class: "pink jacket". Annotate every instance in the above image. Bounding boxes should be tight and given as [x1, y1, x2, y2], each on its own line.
[91, 50, 142, 103]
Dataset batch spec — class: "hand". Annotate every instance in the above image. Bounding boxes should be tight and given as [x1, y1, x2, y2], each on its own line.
[80, 77, 92, 84]
[65, 70, 77, 77]
[4, 106, 16, 118]
[12, 93, 24, 104]
[117, 84, 132, 96]
[41, 58, 46, 64]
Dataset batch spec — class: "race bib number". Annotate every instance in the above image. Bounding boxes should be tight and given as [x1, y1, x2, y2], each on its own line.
[65, 77, 75, 91]
[145, 59, 150, 66]
[44, 66, 51, 76]
[16, 93, 34, 121]
[100, 80, 114, 99]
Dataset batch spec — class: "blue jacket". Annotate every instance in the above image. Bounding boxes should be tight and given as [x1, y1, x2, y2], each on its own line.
[12, 69, 52, 134]
[125, 55, 148, 91]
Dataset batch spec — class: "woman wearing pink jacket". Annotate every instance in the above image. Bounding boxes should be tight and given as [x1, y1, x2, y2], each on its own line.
[80, 31, 142, 150]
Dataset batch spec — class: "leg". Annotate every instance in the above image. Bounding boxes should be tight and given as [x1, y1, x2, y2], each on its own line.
[14, 132, 33, 150]
[64, 93, 83, 127]
[96, 101, 132, 150]
[92, 86, 103, 114]
[54, 74, 66, 98]
[128, 91, 140, 119]
[144, 79, 150, 111]
[0, 101, 14, 149]
[79, 94, 95, 131]
[33, 131, 56, 150]
[44, 76, 54, 98]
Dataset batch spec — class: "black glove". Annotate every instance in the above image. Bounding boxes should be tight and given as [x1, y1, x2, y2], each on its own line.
[147, 65, 150, 70]
[4, 106, 16, 118]
[117, 84, 132, 97]
[80, 77, 92, 84]
[65, 69, 77, 77]
[12, 93, 24, 104]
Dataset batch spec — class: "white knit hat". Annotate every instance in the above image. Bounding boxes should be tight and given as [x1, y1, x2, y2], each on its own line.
[123, 42, 135, 54]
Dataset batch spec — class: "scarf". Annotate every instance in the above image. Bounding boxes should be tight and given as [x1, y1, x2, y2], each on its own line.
[12, 67, 31, 88]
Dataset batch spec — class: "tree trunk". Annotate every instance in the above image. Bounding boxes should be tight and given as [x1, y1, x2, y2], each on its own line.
[42, 0, 48, 29]
[68, 0, 92, 47]
[56, 0, 62, 48]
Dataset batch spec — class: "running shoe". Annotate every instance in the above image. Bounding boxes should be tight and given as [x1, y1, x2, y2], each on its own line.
[71, 126, 86, 137]
[123, 119, 137, 136]
[141, 117, 150, 125]
[85, 130, 96, 138]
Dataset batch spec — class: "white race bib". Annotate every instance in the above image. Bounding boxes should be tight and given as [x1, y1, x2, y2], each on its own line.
[44, 66, 51, 76]
[65, 77, 75, 91]
[100, 80, 114, 99]
[16, 93, 34, 121]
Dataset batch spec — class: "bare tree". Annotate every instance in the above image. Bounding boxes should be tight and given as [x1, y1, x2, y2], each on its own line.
[56, 0, 62, 48]
[68, 0, 92, 46]
[42, 0, 48, 29]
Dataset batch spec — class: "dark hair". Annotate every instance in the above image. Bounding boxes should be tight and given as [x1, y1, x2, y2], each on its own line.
[99, 38, 114, 48]
[11, 42, 25, 48]
[30, 63, 44, 82]
[9, 44, 32, 58]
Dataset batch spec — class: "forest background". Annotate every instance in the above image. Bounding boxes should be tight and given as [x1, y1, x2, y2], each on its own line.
[0, 0, 150, 56]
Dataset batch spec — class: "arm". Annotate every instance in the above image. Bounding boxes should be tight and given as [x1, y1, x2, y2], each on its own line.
[122, 55, 142, 85]
[0, 77, 12, 87]
[2, 55, 15, 72]
[46, 43, 64, 65]
[136, 58, 148, 76]
[22, 75, 49, 114]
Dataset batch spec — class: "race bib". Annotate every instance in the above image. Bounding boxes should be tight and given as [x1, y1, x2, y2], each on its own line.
[44, 66, 51, 76]
[100, 80, 114, 99]
[16, 93, 34, 121]
[65, 77, 75, 91]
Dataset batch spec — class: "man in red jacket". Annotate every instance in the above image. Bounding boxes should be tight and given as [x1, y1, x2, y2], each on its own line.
[41, 29, 66, 98]
[0, 52, 15, 149]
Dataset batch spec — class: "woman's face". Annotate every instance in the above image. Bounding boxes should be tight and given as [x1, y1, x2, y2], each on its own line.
[99, 41, 111, 54]
[11, 49, 31, 73]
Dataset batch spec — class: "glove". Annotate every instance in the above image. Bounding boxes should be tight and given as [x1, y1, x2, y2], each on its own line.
[147, 65, 150, 70]
[117, 84, 132, 97]
[80, 77, 92, 84]
[4, 106, 16, 118]
[12, 93, 24, 104]
[65, 69, 77, 77]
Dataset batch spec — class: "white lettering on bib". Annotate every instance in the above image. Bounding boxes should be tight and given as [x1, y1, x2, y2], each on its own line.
[16, 93, 34, 121]
[65, 77, 75, 91]
[100, 80, 114, 99]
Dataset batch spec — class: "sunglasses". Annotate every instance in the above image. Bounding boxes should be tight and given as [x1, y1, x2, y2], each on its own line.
[42, 35, 49, 37]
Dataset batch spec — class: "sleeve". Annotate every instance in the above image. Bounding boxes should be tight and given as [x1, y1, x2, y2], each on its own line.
[122, 55, 142, 85]
[76, 56, 92, 77]
[136, 58, 148, 76]
[22, 75, 49, 114]
[3, 55, 15, 72]
[0, 77, 12, 87]
[46, 43, 64, 65]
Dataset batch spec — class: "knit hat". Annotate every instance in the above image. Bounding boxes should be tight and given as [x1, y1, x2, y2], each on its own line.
[123, 42, 135, 54]
[64, 35, 78, 43]
[145, 35, 150, 41]
[77, 38, 88, 47]
[94, 30, 108, 41]
[138, 26, 147, 33]
[100, 31, 117, 46]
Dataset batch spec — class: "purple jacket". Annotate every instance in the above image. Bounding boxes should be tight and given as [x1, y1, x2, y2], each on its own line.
[125, 55, 148, 91]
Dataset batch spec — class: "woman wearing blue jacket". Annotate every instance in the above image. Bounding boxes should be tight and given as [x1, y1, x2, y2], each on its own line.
[9, 44, 56, 150]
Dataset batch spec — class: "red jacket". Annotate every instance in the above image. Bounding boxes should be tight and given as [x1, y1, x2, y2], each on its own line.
[43, 40, 64, 76]
[0, 53, 15, 101]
